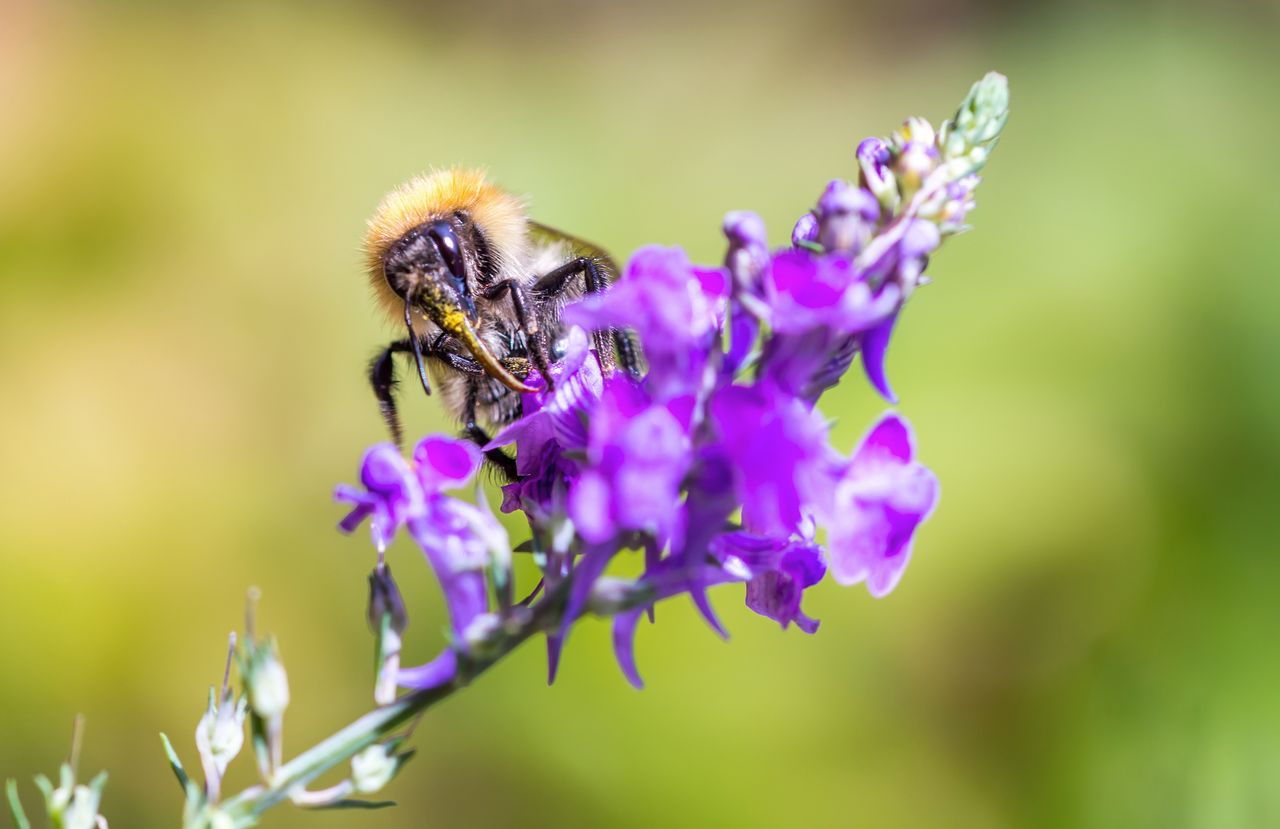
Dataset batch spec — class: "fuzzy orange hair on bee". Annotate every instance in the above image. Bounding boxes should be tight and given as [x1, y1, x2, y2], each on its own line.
[362, 168, 641, 479]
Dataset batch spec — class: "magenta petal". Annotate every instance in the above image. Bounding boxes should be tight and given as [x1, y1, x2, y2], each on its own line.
[853, 411, 915, 469]
[414, 435, 481, 491]
[860, 311, 899, 404]
[568, 472, 614, 543]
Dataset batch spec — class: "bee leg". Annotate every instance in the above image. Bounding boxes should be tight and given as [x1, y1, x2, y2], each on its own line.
[533, 257, 644, 378]
[463, 382, 518, 482]
[483, 279, 555, 388]
[369, 341, 407, 447]
[370, 336, 487, 446]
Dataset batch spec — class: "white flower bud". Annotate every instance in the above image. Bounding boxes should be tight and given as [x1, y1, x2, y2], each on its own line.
[351, 745, 397, 794]
[208, 810, 237, 829]
[62, 786, 100, 829]
[196, 692, 247, 779]
[250, 656, 289, 718]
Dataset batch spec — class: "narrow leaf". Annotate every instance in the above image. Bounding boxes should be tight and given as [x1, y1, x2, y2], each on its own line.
[6, 779, 32, 829]
[159, 733, 190, 790]
[306, 799, 397, 811]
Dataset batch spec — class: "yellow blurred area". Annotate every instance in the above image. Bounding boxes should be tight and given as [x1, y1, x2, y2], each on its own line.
[2, 0, 1279, 826]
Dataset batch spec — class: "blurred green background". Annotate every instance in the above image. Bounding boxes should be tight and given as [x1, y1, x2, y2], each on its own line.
[2, 0, 1279, 826]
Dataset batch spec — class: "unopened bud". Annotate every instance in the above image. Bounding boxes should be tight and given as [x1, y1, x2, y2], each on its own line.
[857, 137, 899, 213]
[723, 210, 770, 297]
[791, 212, 819, 248]
[195, 689, 247, 781]
[351, 745, 399, 794]
[367, 564, 408, 637]
[816, 180, 878, 254]
[208, 809, 237, 829]
[38, 767, 107, 829]
[245, 644, 290, 720]
[939, 71, 1009, 171]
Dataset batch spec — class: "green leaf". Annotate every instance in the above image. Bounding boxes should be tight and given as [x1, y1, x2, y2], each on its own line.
[305, 798, 397, 811]
[159, 733, 191, 791]
[5, 779, 32, 829]
[87, 770, 108, 799]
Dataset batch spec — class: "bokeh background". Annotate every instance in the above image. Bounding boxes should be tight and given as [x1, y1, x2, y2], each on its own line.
[2, 0, 1279, 826]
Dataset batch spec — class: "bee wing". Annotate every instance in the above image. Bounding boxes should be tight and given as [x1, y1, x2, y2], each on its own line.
[528, 221, 618, 278]
[529, 221, 645, 378]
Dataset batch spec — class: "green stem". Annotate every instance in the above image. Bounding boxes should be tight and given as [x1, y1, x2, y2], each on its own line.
[225, 582, 568, 820]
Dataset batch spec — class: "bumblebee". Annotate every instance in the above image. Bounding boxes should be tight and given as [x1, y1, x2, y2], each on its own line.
[363, 168, 640, 478]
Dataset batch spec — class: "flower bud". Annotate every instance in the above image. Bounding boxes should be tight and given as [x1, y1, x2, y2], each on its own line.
[37, 766, 107, 829]
[367, 564, 408, 637]
[723, 210, 770, 297]
[208, 809, 237, 829]
[351, 743, 410, 794]
[816, 180, 878, 254]
[857, 137, 899, 213]
[939, 71, 1009, 170]
[244, 643, 290, 720]
[918, 174, 979, 235]
[890, 118, 939, 199]
[195, 688, 247, 781]
[791, 212, 819, 248]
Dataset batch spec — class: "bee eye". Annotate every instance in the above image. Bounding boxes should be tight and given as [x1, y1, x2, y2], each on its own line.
[426, 220, 475, 315]
[427, 221, 467, 285]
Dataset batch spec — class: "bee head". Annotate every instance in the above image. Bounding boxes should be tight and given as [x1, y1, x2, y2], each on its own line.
[382, 220, 477, 319]
[382, 218, 534, 394]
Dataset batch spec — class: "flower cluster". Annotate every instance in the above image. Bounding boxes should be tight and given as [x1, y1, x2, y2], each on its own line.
[6, 718, 109, 829]
[337, 73, 1008, 689]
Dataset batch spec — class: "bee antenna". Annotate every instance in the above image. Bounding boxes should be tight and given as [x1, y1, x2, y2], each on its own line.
[404, 297, 432, 397]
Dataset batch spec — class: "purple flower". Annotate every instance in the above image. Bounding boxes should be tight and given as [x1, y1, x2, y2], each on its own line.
[568, 378, 693, 544]
[709, 382, 839, 537]
[764, 249, 901, 336]
[336, 436, 509, 689]
[825, 412, 938, 597]
[565, 245, 728, 399]
[757, 213, 939, 404]
[756, 249, 900, 402]
[712, 532, 826, 633]
[335, 443, 424, 552]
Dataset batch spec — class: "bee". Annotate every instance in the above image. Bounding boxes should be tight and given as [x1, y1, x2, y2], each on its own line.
[362, 168, 641, 478]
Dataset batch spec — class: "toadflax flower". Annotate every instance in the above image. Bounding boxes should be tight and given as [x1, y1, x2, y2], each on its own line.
[337, 435, 508, 689]
[825, 412, 939, 597]
[331, 71, 1005, 698]
[711, 531, 826, 633]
